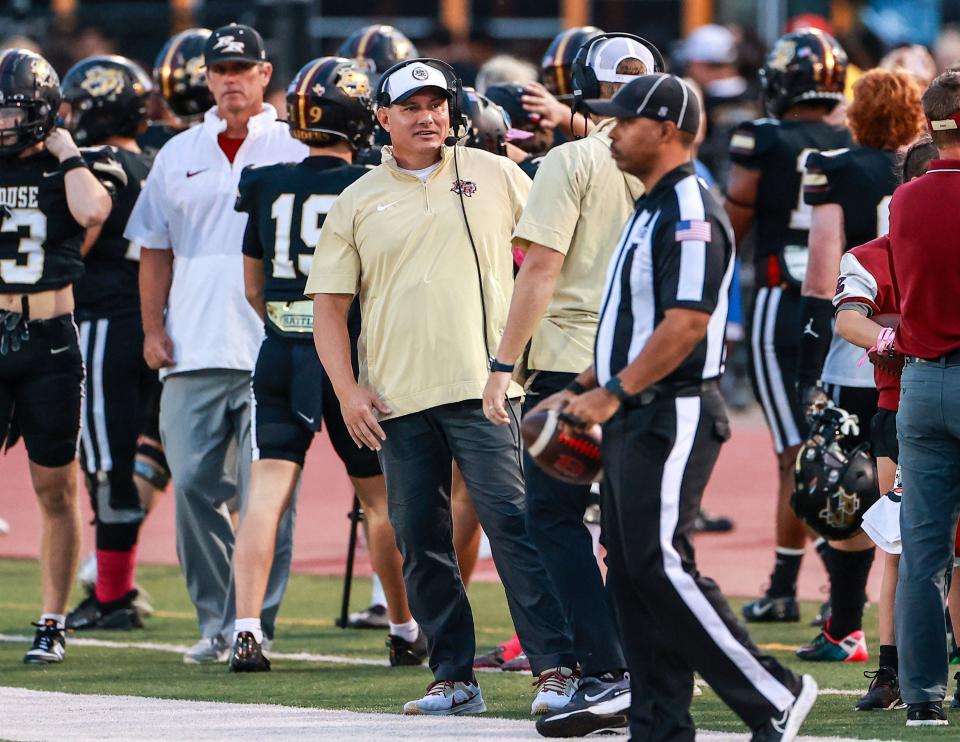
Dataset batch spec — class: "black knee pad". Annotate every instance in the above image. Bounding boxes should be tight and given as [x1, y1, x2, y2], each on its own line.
[135, 441, 170, 489]
[88, 471, 145, 527]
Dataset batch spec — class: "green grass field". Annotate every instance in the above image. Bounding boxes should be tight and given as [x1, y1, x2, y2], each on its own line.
[0, 557, 956, 739]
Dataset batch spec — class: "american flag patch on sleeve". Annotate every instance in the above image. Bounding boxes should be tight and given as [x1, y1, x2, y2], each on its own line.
[675, 219, 712, 242]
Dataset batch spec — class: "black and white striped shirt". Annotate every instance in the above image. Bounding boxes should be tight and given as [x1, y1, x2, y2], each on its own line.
[595, 162, 735, 386]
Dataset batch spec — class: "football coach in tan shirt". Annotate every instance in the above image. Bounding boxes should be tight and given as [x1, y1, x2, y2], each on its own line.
[307, 59, 575, 717]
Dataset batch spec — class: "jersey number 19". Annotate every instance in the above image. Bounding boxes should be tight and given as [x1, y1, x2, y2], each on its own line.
[270, 193, 337, 279]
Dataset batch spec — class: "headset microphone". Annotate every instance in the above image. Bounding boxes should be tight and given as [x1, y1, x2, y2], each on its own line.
[444, 134, 458, 147]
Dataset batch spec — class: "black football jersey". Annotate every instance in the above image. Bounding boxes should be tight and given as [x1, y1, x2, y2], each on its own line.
[729, 118, 851, 286]
[802, 146, 897, 249]
[0, 147, 125, 294]
[74, 147, 150, 321]
[236, 156, 370, 303]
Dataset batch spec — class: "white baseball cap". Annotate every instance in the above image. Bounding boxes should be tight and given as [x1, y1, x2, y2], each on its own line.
[586, 37, 660, 84]
[682, 24, 737, 65]
[380, 61, 452, 105]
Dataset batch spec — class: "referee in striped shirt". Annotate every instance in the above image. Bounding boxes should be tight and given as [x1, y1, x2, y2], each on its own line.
[544, 74, 817, 741]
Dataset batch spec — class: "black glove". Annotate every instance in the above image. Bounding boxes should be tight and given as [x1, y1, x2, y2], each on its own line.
[0, 309, 30, 356]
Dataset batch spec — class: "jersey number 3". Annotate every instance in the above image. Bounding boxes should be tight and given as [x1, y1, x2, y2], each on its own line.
[270, 193, 337, 279]
[0, 208, 46, 284]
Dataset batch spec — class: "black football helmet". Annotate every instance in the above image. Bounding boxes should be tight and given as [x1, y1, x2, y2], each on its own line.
[0, 48, 60, 158]
[61, 55, 152, 146]
[541, 26, 604, 101]
[287, 57, 375, 151]
[153, 28, 215, 120]
[337, 25, 418, 86]
[760, 28, 848, 118]
[792, 406, 879, 540]
[460, 88, 508, 156]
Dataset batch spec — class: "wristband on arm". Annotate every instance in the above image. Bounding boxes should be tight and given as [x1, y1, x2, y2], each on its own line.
[797, 296, 835, 388]
[59, 155, 88, 174]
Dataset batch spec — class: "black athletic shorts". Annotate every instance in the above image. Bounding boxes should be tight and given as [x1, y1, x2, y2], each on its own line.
[0, 314, 83, 468]
[823, 382, 879, 451]
[251, 331, 380, 477]
[77, 313, 160, 513]
[749, 287, 807, 454]
[870, 407, 898, 463]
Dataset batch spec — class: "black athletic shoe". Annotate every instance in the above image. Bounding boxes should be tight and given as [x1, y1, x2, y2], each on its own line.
[346, 604, 389, 629]
[228, 631, 271, 672]
[474, 644, 507, 669]
[694, 509, 735, 533]
[742, 594, 800, 623]
[535, 674, 629, 738]
[751, 674, 818, 741]
[951, 672, 960, 710]
[855, 667, 904, 711]
[387, 631, 427, 666]
[906, 701, 948, 727]
[23, 620, 66, 664]
[66, 590, 143, 631]
[810, 599, 831, 628]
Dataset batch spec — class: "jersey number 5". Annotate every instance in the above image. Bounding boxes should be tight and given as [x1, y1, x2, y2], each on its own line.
[270, 193, 337, 278]
[0, 208, 46, 285]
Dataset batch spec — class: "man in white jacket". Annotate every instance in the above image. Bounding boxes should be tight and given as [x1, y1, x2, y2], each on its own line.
[125, 23, 307, 663]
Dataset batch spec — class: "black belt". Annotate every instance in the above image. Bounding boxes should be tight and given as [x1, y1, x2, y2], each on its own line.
[908, 348, 960, 366]
[623, 379, 718, 408]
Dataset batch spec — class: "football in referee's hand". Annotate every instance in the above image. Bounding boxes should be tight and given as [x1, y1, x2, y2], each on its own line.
[521, 409, 602, 485]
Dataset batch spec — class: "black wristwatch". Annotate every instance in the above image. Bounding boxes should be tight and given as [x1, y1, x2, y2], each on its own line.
[488, 357, 514, 373]
[603, 376, 631, 403]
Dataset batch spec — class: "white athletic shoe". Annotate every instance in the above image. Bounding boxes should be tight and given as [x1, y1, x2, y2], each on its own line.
[23, 620, 65, 664]
[183, 635, 230, 664]
[402, 680, 486, 715]
[531, 667, 577, 715]
[0, 516, 9, 535]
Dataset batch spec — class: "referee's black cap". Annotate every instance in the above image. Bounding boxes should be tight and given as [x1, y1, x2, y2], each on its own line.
[584, 73, 700, 135]
[204, 23, 267, 67]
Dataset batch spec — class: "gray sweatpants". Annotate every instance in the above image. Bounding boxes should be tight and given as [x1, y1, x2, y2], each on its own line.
[160, 369, 295, 640]
[896, 357, 960, 704]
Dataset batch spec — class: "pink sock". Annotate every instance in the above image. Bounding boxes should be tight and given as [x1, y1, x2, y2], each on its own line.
[95, 547, 137, 604]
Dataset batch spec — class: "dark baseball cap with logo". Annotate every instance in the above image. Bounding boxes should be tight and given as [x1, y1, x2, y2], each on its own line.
[204, 23, 267, 67]
[584, 73, 701, 135]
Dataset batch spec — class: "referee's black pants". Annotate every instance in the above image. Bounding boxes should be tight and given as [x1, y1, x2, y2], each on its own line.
[601, 386, 801, 740]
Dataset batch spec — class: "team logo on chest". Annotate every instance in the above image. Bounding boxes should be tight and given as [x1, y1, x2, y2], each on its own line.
[451, 179, 477, 197]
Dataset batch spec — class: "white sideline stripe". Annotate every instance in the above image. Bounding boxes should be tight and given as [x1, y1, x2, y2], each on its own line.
[0, 634, 388, 667]
[0, 686, 883, 742]
[0, 634, 866, 696]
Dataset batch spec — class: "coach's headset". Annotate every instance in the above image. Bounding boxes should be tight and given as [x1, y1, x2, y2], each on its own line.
[570, 33, 666, 138]
[377, 58, 522, 456]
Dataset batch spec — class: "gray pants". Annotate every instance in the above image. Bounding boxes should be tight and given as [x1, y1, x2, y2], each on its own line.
[378, 399, 575, 681]
[896, 358, 960, 703]
[160, 369, 295, 639]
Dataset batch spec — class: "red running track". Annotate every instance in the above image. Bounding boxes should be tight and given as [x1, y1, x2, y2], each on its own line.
[0, 408, 881, 601]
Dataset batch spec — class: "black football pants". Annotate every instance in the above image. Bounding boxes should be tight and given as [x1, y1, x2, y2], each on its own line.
[523, 370, 625, 677]
[601, 386, 801, 740]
